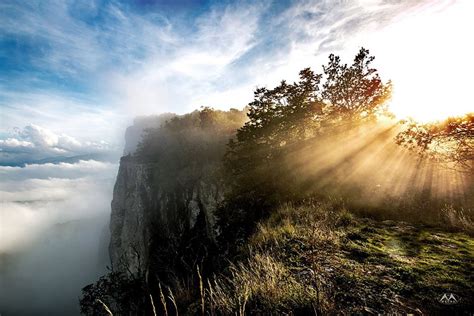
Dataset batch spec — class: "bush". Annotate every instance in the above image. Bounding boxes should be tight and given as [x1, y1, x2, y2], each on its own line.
[80, 272, 148, 315]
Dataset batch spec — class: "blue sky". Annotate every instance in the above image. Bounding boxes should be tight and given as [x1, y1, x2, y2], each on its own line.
[1, 0, 472, 164]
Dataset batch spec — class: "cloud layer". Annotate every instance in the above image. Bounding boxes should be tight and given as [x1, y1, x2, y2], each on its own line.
[0, 159, 117, 314]
[0, 159, 117, 251]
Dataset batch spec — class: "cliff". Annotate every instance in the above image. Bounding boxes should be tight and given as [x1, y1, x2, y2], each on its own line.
[108, 109, 246, 276]
[109, 158, 224, 275]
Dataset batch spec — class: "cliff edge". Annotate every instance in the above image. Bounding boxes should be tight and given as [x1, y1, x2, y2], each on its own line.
[108, 109, 246, 276]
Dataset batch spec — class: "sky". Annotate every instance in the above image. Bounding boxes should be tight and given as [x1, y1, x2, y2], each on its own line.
[1, 0, 473, 163]
[0, 0, 473, 314]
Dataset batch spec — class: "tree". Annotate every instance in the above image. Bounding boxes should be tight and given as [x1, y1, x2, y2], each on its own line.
[322, 48, 391, 118]
[225, 47, 391, 189]
[219, 48, 392, 239]
[396, 113, 474, 172]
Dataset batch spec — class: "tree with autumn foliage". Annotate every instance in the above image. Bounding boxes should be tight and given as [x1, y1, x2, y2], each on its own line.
[396, 113, 474, 172]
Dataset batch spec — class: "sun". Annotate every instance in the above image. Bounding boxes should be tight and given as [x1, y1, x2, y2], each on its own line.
[365, 0, 474, 123]
[389, 80, 473, 123]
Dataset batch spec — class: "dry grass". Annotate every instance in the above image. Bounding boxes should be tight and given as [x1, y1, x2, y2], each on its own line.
[158, 284, 168, 316]
[441, 204, 474, 233]
[96, 299, 113, 316]
[250, 201, 352, 249]
[197, 201, 473, 315]
[202, 202, 352, 314]
[206, 253, 317, 314]
[149, 294, 157, 316]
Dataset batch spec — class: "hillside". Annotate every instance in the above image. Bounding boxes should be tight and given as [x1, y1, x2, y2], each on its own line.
[202, 202, 473, 314]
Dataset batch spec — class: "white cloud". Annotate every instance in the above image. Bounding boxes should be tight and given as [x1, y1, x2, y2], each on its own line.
[0, 159, 115, 314]
[0, 159, 117, 252]
[105, 0, 441, 118]
[0, 90, 127, 142]
[0, 124, 119, 165]
[1, 0, 453, 144]
[353, 0, 474, 122]
[106, 2, 264, 116]
[0, 138, 34, 148]
[21, 124, 61, 148]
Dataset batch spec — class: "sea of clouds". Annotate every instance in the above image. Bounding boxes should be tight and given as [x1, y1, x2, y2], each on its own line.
[0, 125, 119, 315]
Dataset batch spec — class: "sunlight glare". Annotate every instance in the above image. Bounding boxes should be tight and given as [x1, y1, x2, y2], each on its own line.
[368, 1, 474, 123]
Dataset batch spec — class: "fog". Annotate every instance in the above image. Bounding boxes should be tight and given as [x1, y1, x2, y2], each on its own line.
[285, 120, 473, 211]
[0, 160, 118, 315]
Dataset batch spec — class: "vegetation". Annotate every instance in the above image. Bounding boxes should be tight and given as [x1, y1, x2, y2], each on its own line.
[80, 48, 473, 315]
[205, 201, 474, 314]
[135, 107, 247, 167]
[225, 48, 391, 204]
[220, 48, 472, 243]
[81, 202, 474, 315]
[396, 113, 474, 172]
[220, 48, 392, 241]
[80, 272, 148, 315]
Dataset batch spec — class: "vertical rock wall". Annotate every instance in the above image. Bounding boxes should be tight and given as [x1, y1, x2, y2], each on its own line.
[109, 158, 223, 275]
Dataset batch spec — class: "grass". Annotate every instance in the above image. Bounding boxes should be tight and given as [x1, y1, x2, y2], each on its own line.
[199, 201, 474, 315]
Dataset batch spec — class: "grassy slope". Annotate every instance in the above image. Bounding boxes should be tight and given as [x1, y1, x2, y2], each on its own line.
[205, 202, 474, 315]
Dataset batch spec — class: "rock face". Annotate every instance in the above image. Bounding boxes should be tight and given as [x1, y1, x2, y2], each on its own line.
[108, 109, 247, 276]
[109, 157, 224, 275]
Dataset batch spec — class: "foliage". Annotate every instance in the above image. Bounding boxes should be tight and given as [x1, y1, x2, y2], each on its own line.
[207, 253, 317, 315]
[322, 48, 391, 118]
[207, 202, 474, 314]
[80, 272, 148, 315]
[220, 48, 392, 240]
[396, 113, 474, 171]
[135, 107, 247, 168]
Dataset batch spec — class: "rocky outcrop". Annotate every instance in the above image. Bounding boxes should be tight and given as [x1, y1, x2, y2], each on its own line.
[108, 109, 247, 276]
[109, 157, 224, 275]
